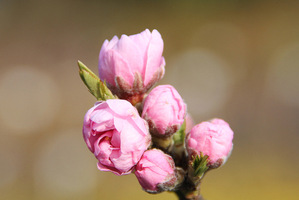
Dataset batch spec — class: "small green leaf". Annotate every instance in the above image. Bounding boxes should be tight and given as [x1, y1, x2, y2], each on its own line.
[173, 120, 186, 146]
[192, 153, 209, 178]
[78, 61, 116, 100]
[99, 80, 116, 100]
[192, 154, 200, 169]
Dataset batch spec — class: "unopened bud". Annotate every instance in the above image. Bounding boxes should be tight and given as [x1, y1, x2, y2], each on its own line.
[142, 85, 186, 137]
[134, 149, 180, 193]
[186, 118, 234, 169]
[98, 29, 165, 105]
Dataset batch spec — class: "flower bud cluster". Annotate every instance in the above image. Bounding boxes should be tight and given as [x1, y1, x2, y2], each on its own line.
[79, 29, 234, 196]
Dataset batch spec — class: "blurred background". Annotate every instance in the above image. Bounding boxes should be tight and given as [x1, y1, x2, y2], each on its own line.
[1, 0, 298, 199]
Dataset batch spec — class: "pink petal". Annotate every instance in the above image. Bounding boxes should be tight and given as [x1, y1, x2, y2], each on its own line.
[143, 29, 165, 85]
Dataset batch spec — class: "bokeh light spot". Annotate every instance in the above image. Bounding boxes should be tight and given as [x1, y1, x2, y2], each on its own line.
[0, 144, 20, 188]
[34, 129, 98, 198]
[266, 42, 299, 107]
[0, 67, 60, 135]
[164, 49, 234, 116]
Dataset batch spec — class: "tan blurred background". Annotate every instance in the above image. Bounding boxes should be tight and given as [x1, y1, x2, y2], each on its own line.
[1, 0, 298, 199]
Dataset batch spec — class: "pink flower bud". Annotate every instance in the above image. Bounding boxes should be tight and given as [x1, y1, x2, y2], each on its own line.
[134, 149, 177, 193]
[186, 118, 234, 167]
[142, 85, 186, 137]
[98, 29, 165, 105]
[83, 99, 151, 175]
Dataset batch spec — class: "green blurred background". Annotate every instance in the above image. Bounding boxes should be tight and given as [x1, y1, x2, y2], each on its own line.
[1, 0, 298, 199]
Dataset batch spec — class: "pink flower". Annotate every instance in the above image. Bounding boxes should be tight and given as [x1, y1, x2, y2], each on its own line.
[186, 118, 234, 167]
[83, 99, 151, 175]
[98, 29, 165, 105]
[134, 149, 177, 193]
[142, 85, 186, 137]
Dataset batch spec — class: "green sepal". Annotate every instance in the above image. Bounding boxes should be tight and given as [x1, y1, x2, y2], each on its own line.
[192, 152, 209, 178]
[173, 120, 186, 146]
[78, 60, 116, 100]
[98, 79, 117, 100]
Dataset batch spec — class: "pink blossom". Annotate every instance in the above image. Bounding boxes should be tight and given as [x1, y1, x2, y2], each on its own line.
[134, 149, 177, 193]
[186, 118, 234, 167]
[142, 85, 186, 137]
[83, 99, 151, 175]
[98, 29, 165, 104]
